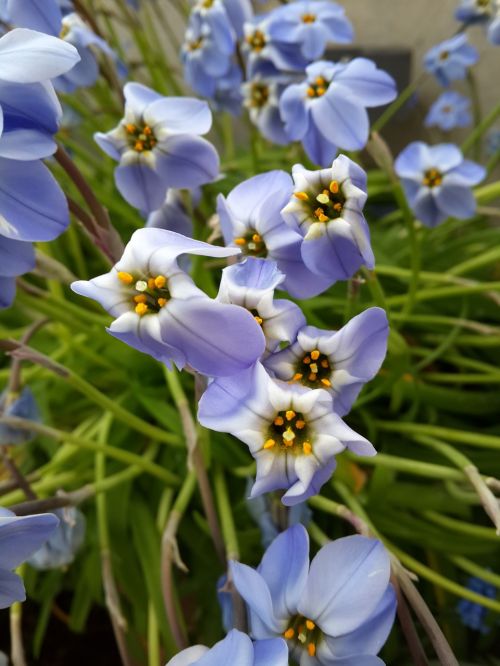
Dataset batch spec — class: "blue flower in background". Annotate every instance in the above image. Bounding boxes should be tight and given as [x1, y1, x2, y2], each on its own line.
[2, 1, 116, 92]
[425, 91, 472, 131]
[245, 480, 312, 547]
[457, 574, 496, 633]
[165, 629, 288, 666]
[0, 386, 40, 444]
[280, 59, 397, 166]
[211, 63, 244, 115]
[28, 507, 86, 570]
[72, 229, 265, 377]
[265, 307, 389, 417]
[242, 15, 308, 78]
[423, 34, 479, 86]
[394, 141, 486, 227]
[486, 127, 500, 155]
[198, 362, 375, 505]
[268, 0, 353, 60]
[0, 507, 59, 609]
[191, 0, 238, 54]
[217, 170, 332, 299]
[0, 236, 35, 309]
[281, 155, 375, 282]
[95, 82, 219, 213]
[181, 13, 233, 98]
[242, 75, 293, 145]
[217, 258, 306, 354]
[146, 190, 195, 238]
[456, 0, 500, 45]
[231, 525, 396, 664]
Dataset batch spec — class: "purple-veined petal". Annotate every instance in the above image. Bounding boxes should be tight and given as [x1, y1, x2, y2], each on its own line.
[311, 92, 369, 151]
[253, 638, 289, 666]
[0, 569, 25, 608]
[4, 0, 62, 35]
[334, 58, 397, 107]
[155, 134, 219, 189]
[230, 561, 284, 635]
[0, 512, 59, 569]
[144, 97, 212, 136]
[166, 646, 209, 666]
[115, 158, 166, 213]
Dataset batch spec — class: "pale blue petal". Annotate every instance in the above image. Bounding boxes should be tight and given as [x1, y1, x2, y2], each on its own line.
[253, 638, 289, 666]
[4, 0, 62, 34]
[230, 561, 283, 634]
[0, 569, 25, 608]
[145, 97, 212, 135]
[312, 92, 369, 151]
[115, 160, 166, 213]
[280, 84, 309, 140]
[196, 630, 254, 666]
[334, 58, 397, 107]
[155, 135, 219, 189]
[0, 512, 59, 569]
[435, 183, 477, 220]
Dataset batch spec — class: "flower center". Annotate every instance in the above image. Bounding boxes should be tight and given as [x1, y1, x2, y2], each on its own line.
[234, 230, 267, 258]
[59, 24, 70, 39]
[283, 615, 322, 657]
[188, 36, 204, 51]
[422, 168, 443, 188]
[477, 0, 490, 7]
[117, 271, 170, 315]
[249, 83, 270, 108]
[263, 410, 312, 456]
[250, 308, 264, 326]
[294, 180, 345, 222]
[301, 13, 316, 22]
[442, 105, 452, 113]
[439, 50, 450, 61]
[292, 349, 332, 388]
[306, 76, 328, 98]
[247, 29, 266, 52]
[124, 123, 157, 152]
[201, 0, 214, 7]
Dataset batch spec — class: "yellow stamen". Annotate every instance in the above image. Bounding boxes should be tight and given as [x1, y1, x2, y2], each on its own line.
[147, 277, 155, 289]
[315, 77, 325, 86]
[252, 233, 261, 243]
[310, 363, 318, 374]
[125, 123, 136, 134]
[285, 410, 296, 421]
[292, 373, 303, 381]
[234, 237, 246, 246]
[333, 202, 342, 212]
[303, 441, 312, 455]
[157, 298, 167, 307]
[311, 350, 320, 360]
[308, 643, 316, 657]
[154, 275, 166, 288]
[329, 180, 339, 194]
[274, 416, 284, 426]
[134, 294, 147, 303]
[134, 140, 144, 152]
[135, 302, 148, 316]
[284, 628, 295, 639]
[321, 359, 329, 368]
[263, 438, 275, 450]
[321, 378, 332, 387]
[254, 315, 263, 325]
[294, 191, 309, 201]
[316, 86, 325, 96]
[306, 620, 315, 631]
[143, 125, 153, 135]
[303, 356, 311, 364]
[296, 420, 305, 430]
[301, 12, 316, 22]
[118, 271, 133, 284]
[308, 373, 317, 382]
[306, 87, 316, 98]
[314, 208, 329, 222]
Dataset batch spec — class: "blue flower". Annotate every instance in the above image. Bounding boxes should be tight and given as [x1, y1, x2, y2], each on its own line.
[245, 480, 312, 547]
[146, 190, 195, 238]
[0, 27, 80, 84]
[394, 141, 486, 227]
[0, 236, 35, 309]
[191, 0, 237, 55]
[425, 91, 472, 131]
[198, 362, 375, 505]
[0, 507, 59, 609]
[486, 127, 500, 155]
[242, 15, 308, 78]
[3, 2, 118, 92]
[217, 170, 332, 299]
[217, 258, 306, 354]
[280, 59, 397, 166]
[72, 228, 265, 378]
[210, 63, 244, 115]
[181, 14, 233, 98]
[456, 0, 500, 45]
[95, 82, 220, 213]
[165, 629, 288, 666]
[0, 387, 41, 444]
[28, 507, 86, 570]
[281, 155, 375, 282]
[268, 0, 353, 60]
[231, 525, 396, 664]
[457, 575, 496, 633]
[264, 307, 389, 417]
[423, 34, 479, 87]
[242, 75, 292, 145]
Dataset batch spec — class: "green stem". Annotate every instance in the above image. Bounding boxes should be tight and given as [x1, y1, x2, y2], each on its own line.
[371, 74, 426, 134]
[376, 420, 500, 450]
[213, 465, 240, 561]
[462, 102, 500, 154]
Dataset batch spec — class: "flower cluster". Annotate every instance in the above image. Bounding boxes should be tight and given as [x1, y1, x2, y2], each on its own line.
[181, 0, 397, 165]
[0, 26, 80, 308]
